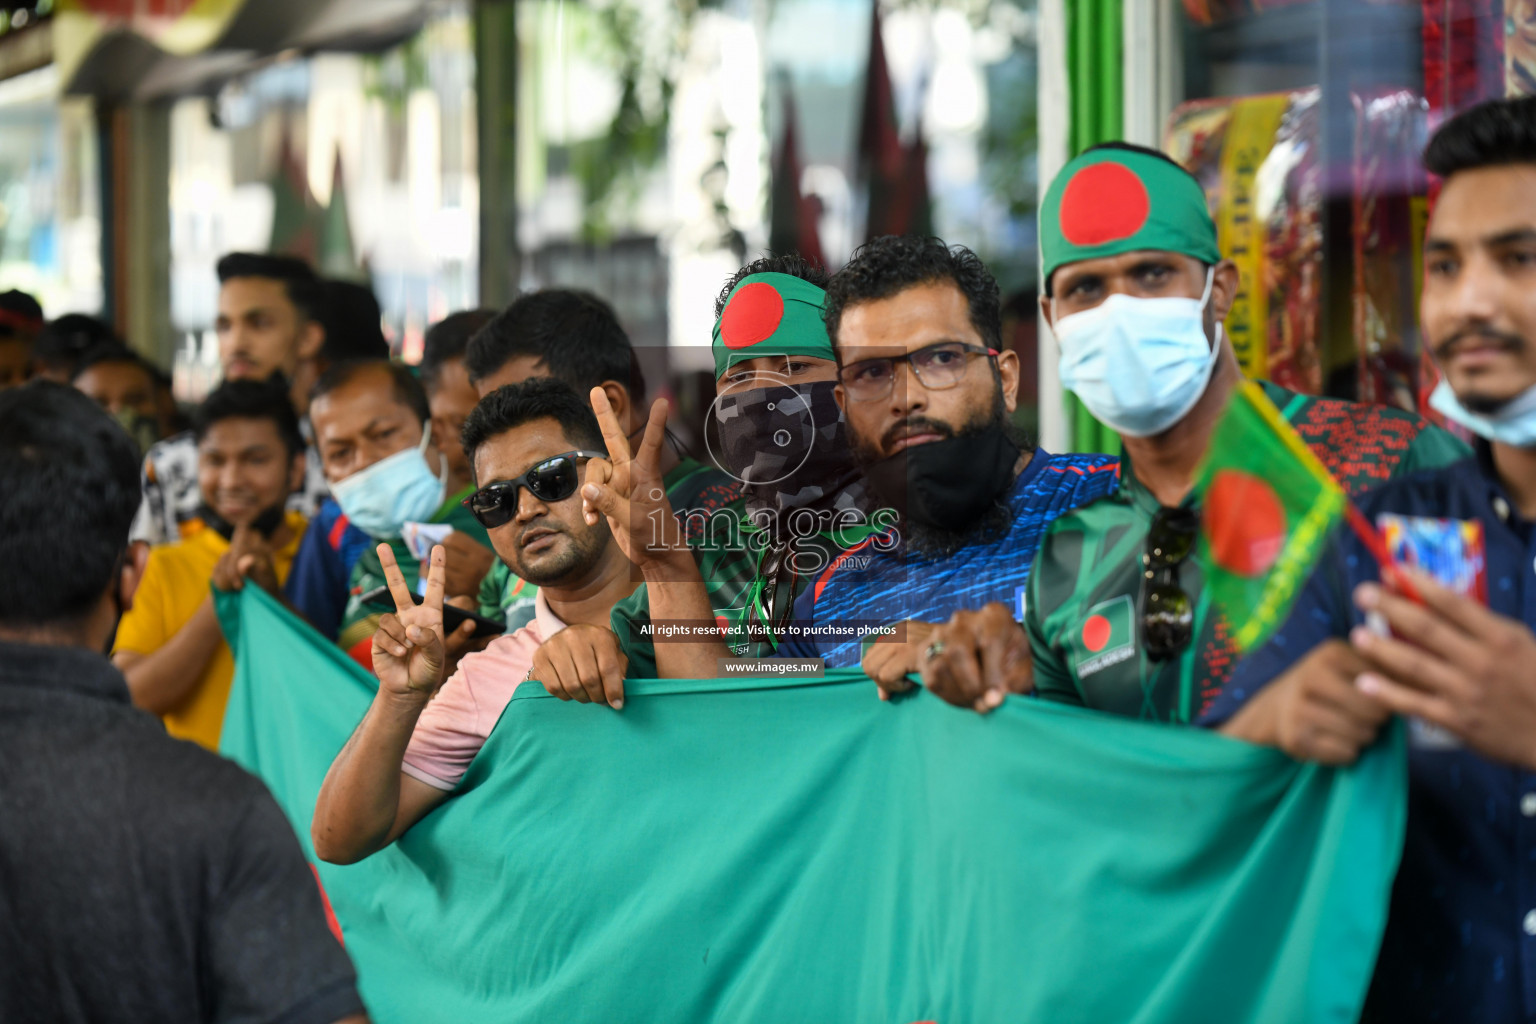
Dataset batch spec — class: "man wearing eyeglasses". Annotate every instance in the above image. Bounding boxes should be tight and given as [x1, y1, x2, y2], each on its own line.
[999, 143, 1465, 724]
[767, 235, 1119, 701]
[312, 379, 636, 863]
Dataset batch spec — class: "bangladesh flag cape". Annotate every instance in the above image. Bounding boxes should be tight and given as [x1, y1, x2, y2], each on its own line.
[218, 585, 1405, 1024]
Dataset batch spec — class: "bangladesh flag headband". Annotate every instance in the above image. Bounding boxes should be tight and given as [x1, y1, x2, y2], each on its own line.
[711, 272, 833, 379]
[1039, 149, 1221, 287]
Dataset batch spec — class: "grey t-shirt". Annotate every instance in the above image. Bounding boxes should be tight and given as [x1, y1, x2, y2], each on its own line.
[0, 641, 365, 1024]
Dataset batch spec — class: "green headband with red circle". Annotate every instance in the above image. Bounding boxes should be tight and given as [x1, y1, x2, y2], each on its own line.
[711, 272, 832, 379]
[1039, 148, 1221, 286]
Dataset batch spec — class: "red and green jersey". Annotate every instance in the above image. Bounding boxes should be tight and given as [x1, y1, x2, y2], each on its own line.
[1027, 381, 1470, 723]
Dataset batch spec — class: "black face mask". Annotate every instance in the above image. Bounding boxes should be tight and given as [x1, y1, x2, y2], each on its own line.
[198, 503, 287, 542]
[715, 381, 870, 524]
[863, 422, 1020, 536]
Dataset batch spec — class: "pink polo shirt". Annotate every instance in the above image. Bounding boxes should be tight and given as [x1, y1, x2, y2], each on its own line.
[401, 591, 566, 791]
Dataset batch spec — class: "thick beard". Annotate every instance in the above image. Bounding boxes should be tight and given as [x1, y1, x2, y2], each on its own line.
[902, 500, 1016, 559]
[1461, 390, 1515, 415]
[853, 394, 1033, 559]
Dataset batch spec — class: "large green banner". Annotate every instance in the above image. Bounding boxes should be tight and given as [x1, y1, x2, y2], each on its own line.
[218, 585, 1405, 1024]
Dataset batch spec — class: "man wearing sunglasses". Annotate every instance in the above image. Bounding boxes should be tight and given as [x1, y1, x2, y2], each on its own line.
[768, 235, 1119, 702]
[313, 379, 636, 863]
[987, 143, 1464, 725]
[465, 289, 741, 634]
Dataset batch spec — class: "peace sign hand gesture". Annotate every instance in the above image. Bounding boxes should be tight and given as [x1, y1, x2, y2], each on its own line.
[371, 543, 453, 701]
[580, 387, 688, 575]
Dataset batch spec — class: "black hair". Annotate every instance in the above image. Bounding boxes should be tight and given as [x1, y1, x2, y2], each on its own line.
[0, 382, 142, 625]
[321, 279, 389, 362]
[461, 377, 607, 471]
[70, 343, 157, 385]
[824, 235, 1002, 353]
[713, 254, 830, 319]
[464, 289, 644, 398]
[0, 289, 43, 340]
[216, 252, 325, 324]
[1424, 96, 1536, 179]
[310, 358, 430, 425]
[421, 309, 498, 392]
[1085, 140, 1195, 176]
[193, 378, 305, 459]
[33, 314, 122, 377]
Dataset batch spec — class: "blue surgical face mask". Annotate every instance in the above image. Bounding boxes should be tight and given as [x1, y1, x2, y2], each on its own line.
[1051, 268, 1222, 438]
[330, 425, 447, 540]
[1429, 378, 1536, 447]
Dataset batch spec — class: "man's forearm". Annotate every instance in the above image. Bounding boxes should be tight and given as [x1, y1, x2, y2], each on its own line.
[117, 598, 225, 713]
[312, 691, 431, 864]
[644, 551, 734, 679]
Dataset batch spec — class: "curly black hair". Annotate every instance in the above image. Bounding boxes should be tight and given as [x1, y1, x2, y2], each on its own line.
[822, 235, 1001, 354]
[713, 253, 830, 319]
[1424, 96, 1536, 179]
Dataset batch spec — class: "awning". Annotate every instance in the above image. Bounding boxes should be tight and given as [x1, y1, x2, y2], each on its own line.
[55, 0, 431, 100]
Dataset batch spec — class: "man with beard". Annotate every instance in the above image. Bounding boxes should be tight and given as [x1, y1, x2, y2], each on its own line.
[311, 379, 636, 863]
[1201, 97, 1536, 1024]
[134, 253, 332, 545]
[772, 235, 1119, 700]
[111, 379, 310, 750]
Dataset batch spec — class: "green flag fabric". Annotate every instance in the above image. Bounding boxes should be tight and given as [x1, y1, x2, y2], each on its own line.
[219, 584, 1404, 1024]
[1195, 380, 1348, 653]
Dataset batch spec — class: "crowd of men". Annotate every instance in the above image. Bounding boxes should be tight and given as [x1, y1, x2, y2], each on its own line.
[2, 94, 1535, 1023]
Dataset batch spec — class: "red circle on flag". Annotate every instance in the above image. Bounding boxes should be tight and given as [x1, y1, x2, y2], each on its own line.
[1059, 163, 1152, 247]
[1082, 614, 1112, 653]
[1204, 469, 1287, 578]
[721, 282, 785, 350]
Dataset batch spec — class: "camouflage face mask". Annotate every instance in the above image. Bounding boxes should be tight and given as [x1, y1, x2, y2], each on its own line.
[714, 380, 869, 524]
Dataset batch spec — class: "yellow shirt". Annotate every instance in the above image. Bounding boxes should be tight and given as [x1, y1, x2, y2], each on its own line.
[114, 511, 306, 749]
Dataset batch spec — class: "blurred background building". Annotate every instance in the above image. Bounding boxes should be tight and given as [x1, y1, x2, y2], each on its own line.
[0, 0, 1522, 449]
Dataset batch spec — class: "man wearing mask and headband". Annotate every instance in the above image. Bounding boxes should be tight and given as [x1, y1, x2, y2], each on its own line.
[992, 142, 1463, 725]
[310, 359, 492, 669]
[540, 256, 888, 698]
[112, 379, 310, 750]
[769, 235, 1119, 693]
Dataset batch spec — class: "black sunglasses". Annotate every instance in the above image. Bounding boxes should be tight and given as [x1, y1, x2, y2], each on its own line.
[462, 450, 606, 529]
[1140, 507, 1199, 660]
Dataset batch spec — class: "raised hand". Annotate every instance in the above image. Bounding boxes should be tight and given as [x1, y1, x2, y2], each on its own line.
[371, 543, 452, 699]
[581, 387, 686, 573]
[212, 524, 275, 593]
